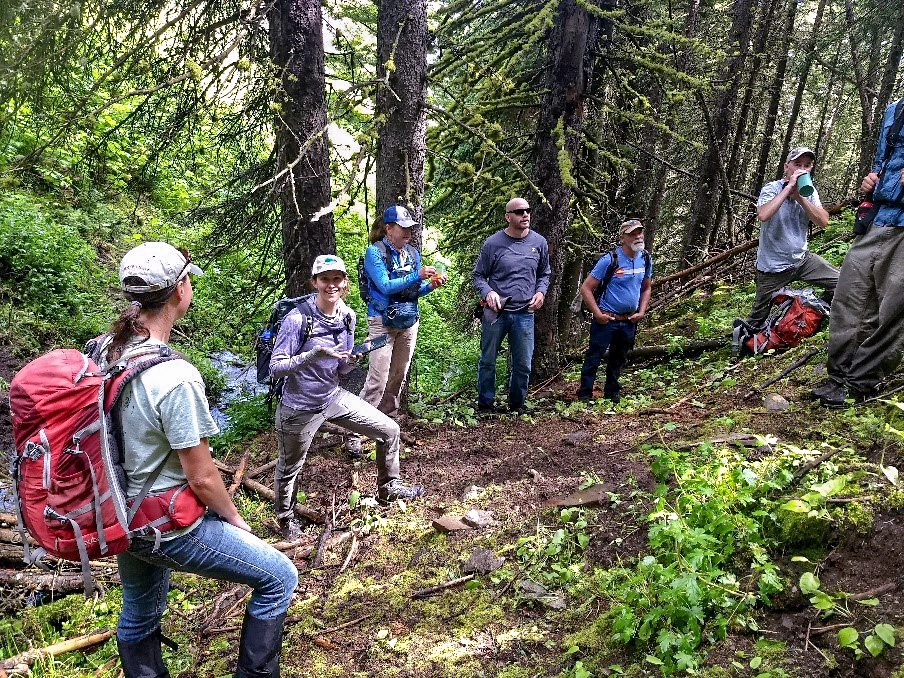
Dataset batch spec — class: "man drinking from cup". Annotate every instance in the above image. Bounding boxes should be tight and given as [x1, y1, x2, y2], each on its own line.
[745, 146, 837, 329]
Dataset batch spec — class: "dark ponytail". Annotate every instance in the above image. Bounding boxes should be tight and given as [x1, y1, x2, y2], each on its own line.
[106, 280, 177, 362]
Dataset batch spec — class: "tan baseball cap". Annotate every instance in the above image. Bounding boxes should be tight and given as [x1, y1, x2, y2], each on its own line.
[619, 219, 644, 235]
[119, 242, 203, 293]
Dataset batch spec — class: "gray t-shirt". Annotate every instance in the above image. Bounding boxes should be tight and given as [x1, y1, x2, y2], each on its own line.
[472, 229, 551, 310]
[104, 339, 219, 538]
[756, 179, 822, 273]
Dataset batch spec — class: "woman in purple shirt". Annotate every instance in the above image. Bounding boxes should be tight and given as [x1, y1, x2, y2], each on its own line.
[269, 255, 424, 540]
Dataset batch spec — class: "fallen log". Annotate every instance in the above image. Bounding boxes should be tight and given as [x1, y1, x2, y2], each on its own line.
[0, 528, 35, 545]
[212, 459, 323, 524]
[0, 568, 118, 593]
[0, 513, 17, 526]
[0, 629, 114, 672]
[652, 238, 758, 290]
[247, 459, 277, 479]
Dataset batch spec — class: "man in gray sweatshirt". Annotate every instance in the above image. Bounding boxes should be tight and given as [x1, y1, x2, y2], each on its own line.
[472, 196, 551, 412]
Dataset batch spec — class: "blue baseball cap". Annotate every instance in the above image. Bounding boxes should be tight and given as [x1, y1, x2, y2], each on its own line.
[383, 204, 418, 228]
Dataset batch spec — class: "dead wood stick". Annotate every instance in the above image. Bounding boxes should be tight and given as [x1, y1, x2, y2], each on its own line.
[338, 534, 358, 575]
[0, 513, 17, 526]
[826, 496, 871, 504]
[792, 448, 839, 481]
[652, 237, 758, 289]
[227, 451, 250, 496]
[272, 536, 317, 552]
[212, 459, 323, 523]
[744, 348, 821, 399]
[412, 574, 475, 599]
[809, 622, 850, 636]
[847, 581, 898, 600]
[247, 459, 277, 479]
[0, 629, 114, 671]
[285, 531, 351, 563]
[311, 516, 334, 570]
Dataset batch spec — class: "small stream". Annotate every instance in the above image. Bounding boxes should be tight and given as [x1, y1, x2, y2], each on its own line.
[207, 350, 268, 430]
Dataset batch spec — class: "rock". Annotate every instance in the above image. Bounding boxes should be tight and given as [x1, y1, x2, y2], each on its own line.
[432, 515, 471, 533]
[764, 393, 790, 411]
[461, 485, 484, 502]
[461, 509, 494, 529]
[562, 431, 591, 446]
[463, 548, 505, 574]
[812, 363, 826, 376]
[544, 483, 614, 507]
[528, 468, 544, 482]
[516, 579, 566, 609]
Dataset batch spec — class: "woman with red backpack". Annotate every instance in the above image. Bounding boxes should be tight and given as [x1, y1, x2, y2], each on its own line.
[102, 242, 297, 678]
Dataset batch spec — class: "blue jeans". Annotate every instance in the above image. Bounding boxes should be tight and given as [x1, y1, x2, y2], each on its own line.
[578, 320, 636, 398]
[117, 515, 298, 642]
[477, 311, 535, 408]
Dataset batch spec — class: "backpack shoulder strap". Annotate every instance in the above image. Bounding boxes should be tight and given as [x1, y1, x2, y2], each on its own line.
[295, 297, 314, 347]
[596, 249, 620, 299]
[375, 240, 393, 273]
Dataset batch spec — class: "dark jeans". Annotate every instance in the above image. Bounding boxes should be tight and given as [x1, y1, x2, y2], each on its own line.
[578, 319, 636, 398]
[477, 310, 534, 408]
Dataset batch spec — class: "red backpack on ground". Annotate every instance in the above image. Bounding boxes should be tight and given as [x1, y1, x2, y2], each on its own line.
[732, 288, 830, 357]
[9, 339, 207, 595]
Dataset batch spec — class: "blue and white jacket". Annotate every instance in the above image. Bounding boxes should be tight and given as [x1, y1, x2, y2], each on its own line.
[872, 99, 904, 228]
[363, 239, 433, 318]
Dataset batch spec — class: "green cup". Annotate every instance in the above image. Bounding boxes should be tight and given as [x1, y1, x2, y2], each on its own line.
[796, 173, 814, 197]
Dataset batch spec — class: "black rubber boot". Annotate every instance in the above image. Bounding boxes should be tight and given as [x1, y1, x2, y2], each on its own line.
[234, 611, 286, 678]
[117, 629, 170, 678]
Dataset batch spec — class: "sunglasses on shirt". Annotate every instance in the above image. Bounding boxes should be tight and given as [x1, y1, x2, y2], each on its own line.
[506, 208, 531, 216]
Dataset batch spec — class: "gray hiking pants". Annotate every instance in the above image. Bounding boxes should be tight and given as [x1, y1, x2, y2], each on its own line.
[747, 251, 839, 329]
[827, 226, 904, 393]
[274, 389, 400, 520]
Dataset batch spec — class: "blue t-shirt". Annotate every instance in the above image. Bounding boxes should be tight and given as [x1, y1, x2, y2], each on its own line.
[589, 248, 652, 314]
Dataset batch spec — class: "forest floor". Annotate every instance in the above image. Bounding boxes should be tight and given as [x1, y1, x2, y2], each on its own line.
[3, 333, 904, 677]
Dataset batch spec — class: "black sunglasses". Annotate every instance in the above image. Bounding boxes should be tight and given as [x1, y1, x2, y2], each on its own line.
[506, 208, 531, 215]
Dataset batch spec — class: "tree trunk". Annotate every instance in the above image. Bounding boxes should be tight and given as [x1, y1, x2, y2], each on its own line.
[680, 0, 755, 266]
[775, 0, 828, 178]
[530, 0, 606, 378]
[376, 0, 428, 247]
[745, 0, 797, 238]
[269, 0, 335, 296]
[865, 3, 904, 172]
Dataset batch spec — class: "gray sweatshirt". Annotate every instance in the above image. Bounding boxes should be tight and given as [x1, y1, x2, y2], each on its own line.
[270, 301, 355, 411]
[472, 229, 551, 311]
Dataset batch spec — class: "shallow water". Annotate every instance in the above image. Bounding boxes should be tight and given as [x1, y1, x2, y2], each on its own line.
[207, 350, 268, 430]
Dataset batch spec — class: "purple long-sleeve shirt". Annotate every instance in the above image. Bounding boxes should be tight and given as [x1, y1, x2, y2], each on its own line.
[269, 300, 356, 411]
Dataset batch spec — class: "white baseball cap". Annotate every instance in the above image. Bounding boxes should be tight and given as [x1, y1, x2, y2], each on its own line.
[311, 254, 347, 276]
[119, 242, 203, 294]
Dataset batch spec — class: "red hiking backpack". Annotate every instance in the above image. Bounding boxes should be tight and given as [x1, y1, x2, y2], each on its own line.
[732, 288, 830, 357]
[9, 339, 207, 595]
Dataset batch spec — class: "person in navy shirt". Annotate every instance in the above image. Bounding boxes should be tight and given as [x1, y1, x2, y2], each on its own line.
[576, 219, 653, 403]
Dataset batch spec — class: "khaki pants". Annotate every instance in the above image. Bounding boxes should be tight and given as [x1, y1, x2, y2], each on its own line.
[827, 227, 904, 393]
[359, 316, 418, 418]
[747, 251, 839, 329]
[274, 390, 400, 520]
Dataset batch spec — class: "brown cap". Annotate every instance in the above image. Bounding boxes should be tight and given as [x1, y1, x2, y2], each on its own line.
[619, 219, 644, 235]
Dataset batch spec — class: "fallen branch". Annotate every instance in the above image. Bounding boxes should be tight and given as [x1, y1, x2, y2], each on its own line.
[412, 574, 475, 599]
[0, 629, 114, 671]
[247, 459, 277, 479]
[338, 534, 358, 575]
[311, 516, 334, 570]
[0, 513, 17, 526]
[227, 451, 250, 496]
[212, 459, 323, 523]
[792, 448, 839, 481]
[652, 238, 758, 289]
[0, 528, 35, 545]
[847, 581, 898, 600]
[0, 568, 118, 592]
[743, 348, 821, 399]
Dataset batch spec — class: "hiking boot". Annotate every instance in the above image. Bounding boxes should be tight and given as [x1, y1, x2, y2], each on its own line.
[819, 383, 852, 409]
[378, 481, 425, 503]
[234, 611, 286, 678]
[345, 436, 363, 460]
[477, 402, 499, 415]
[604, 392, 621, 405]
[278, 517, 302, 541]
[118, 629, 171, 678]
[810, 378, 841, 400]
